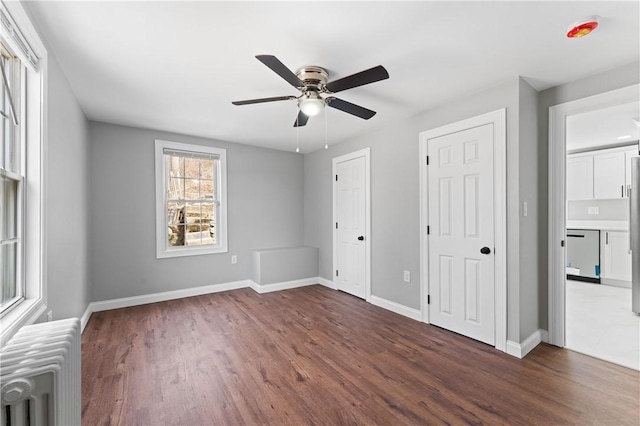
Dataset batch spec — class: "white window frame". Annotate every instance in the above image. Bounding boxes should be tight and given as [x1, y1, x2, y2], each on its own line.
[155, 139, 227, 258]
[0, 1, 48, 346]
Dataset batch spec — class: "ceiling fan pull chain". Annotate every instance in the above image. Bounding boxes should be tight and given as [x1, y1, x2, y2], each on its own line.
[296, 106, 300, 153]
[325, 107, 328, 150]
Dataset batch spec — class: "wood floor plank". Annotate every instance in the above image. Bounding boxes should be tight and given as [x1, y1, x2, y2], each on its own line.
[82, 285, 640, 425]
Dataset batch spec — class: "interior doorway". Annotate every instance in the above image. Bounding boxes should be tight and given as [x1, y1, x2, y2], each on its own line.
[332, 148, 371, 300]
[548, 84, 640, 370]
[419, 109, 507, 352]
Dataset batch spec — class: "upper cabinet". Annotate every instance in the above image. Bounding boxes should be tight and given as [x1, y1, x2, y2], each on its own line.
[567, 154, 594, 201]
[567, 145, 639, 200]
[593, 150, 625, 199]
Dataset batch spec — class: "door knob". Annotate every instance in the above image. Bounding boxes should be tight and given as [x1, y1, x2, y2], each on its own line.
[357, 236, 365, 241]
[480, 247, 491, 255]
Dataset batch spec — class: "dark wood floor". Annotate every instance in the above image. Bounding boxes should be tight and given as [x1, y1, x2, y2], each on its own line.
[82, 285, 640, 425]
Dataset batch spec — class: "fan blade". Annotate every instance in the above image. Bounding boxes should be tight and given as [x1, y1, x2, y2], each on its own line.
[256, 55, 305, 89]
[325, 65, 389, 93]
[232, 96, 294, 106]
[326, 97, 376, 120]
[293, 110, 309, 127]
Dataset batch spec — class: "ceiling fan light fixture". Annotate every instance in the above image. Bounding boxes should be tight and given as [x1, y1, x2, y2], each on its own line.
[299, 92, 325, 117]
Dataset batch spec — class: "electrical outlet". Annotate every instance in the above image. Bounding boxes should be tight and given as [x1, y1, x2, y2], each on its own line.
[47, 310, 53, 322]
[403, 270, 411, 283]
[587, 206, 599, 215]
[231, 255, 237, 264]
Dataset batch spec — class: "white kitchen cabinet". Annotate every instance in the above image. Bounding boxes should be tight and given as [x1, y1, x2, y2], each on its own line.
[566, 154, 594, 201]
[594, 150, 626, 199]
[625, 148, 640, 197]
[602, 230, 632, 282]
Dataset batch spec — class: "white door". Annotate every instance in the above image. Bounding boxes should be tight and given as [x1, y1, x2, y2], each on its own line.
[428, 123, 495, 345]
[335, 155, 367, 298]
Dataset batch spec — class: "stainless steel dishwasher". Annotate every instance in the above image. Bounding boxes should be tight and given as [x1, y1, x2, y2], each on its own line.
[566, 229, 601, 283]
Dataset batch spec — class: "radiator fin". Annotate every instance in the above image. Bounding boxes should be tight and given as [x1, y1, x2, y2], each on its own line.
[1, 318, 81, 426]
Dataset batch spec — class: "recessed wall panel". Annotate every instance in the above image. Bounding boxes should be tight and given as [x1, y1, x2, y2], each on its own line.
[464, 258, 480, 323]
[464, 174, 479, 238]
[463, 140, 479, 164]
[439, 177, 452, 236]
[438, 146, 452, 167]
[439, 255, 453, 315]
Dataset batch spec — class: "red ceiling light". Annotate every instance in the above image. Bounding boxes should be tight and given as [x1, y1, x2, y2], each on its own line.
[567, 17, 599, 38]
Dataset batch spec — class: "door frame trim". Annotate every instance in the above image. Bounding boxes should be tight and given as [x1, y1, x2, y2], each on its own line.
[419, 109, 507, 352]
[332, 147, 372, 301]
[547, 84, 639, 347]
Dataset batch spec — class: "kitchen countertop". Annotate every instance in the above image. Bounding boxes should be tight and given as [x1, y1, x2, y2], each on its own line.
[566, 220, 629, 232]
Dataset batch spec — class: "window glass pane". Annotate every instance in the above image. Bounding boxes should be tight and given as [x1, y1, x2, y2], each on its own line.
[1, 242, 17, 307]
[200, 179, 214, 199]
[185, 179, 199, 200]
[200, 158, 214, 179]
[168, 177, 184, 200]
[167, 155, 184, 178]
[167, 202, 184, 225]
[1, 54, 18, 174]
[209, 204, 217, 244]
[0, 176, 17, 240]
[168, 224, 184, 247]
[184, 202, 203, 246]
[184, 157, 199, 179]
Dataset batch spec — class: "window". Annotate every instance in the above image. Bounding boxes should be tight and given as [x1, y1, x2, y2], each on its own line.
[155, 140, 227, 258]
[1, 42, 22, 313]
[0, 1, 47, 345]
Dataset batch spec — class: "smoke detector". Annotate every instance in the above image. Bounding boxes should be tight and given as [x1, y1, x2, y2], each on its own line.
[567, 17, 599, 38]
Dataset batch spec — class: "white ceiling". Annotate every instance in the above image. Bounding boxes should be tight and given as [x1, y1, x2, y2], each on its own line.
[567, 101, 640, 151]
[25, 1, 640, 153]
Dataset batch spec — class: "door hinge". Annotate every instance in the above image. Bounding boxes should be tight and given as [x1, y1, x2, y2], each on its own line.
[427, 226, 430, 235]
[426, 156, 429, 165]
[336, 269, 339, 277]
[336, 222, 338, 229]
[561, 240, 565, 247]
[335, 174, 338, 181]
[427, 295, 430, 305]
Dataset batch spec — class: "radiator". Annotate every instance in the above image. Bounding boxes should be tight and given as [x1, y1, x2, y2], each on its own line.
[1, 318, 81, 426]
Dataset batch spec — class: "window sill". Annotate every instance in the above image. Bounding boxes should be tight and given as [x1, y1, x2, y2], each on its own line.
[157, 245, 228, 259]
[0, 297, 47, 347]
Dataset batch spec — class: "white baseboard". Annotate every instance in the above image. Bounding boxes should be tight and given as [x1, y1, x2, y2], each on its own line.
[89, 280, 251, 314]
[539, 329, 549, 343]
[369, 295, 422, 321]
[80, 304, 93, 333]
[317, 277, 337, 290]
[80, 278, 331, 333]
[249, 277, 317, 294]
[77, 278, 433, 335]
[506, 329, 546, 358]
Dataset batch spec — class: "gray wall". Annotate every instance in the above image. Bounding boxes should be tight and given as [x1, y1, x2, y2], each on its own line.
[46, 55, 92, 321]
[24, 2, 93, 322]
[537, 61, 640, 330]
[89, 122, 304, 301]
[304, 77, 537, 343]
[517, 78, 540, 340]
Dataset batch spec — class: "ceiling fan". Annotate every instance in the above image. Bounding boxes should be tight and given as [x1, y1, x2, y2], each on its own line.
[232, 55, 389, 127]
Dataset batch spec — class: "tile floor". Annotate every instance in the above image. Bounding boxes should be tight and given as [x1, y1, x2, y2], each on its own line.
[566, 279, 640, 370]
